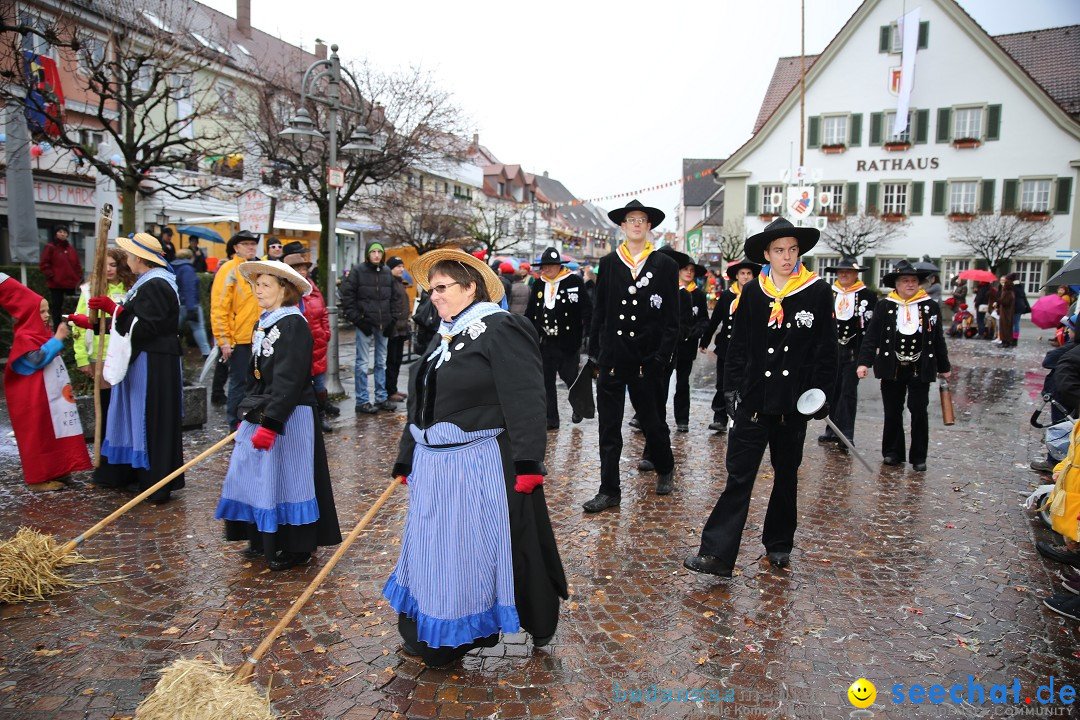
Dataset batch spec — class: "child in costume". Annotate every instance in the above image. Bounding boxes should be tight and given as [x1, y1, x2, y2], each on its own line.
[948, 303, 976, 338]
[0, 272, 91, 491]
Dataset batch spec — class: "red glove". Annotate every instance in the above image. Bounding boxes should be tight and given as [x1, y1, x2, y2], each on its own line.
[397, 475, 408, 486]
[514, 474, 544, 494]
[88, 296, 120, 315]
[251, 427, 277, 451]
[66, 314, 93, 330]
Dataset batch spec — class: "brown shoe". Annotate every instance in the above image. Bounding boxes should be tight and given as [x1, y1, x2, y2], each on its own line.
[389, 393, 407, 402]
[27, 480, 66, 492]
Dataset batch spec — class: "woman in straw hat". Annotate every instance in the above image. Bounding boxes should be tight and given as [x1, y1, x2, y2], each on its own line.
[213, 261, 342, 571]
[69, 233, 185, 503]
[383, 248, 567, 667]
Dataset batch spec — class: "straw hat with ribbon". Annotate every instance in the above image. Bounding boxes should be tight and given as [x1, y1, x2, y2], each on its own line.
[238, 259, 312, 297]
[116, 232, 169, 267]
[411, 248, 505, 303]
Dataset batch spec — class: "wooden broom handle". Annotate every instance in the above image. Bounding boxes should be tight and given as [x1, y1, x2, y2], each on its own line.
[92, 314, 107, 467]
[61, 431, 237, 555]
[233, 475, 402, 682]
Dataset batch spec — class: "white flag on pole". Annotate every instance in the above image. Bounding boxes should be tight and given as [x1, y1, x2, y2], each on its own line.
[893, 7, 921, 137]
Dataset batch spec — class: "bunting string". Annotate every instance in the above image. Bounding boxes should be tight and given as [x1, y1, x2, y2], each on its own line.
[510, 167, 715, 210]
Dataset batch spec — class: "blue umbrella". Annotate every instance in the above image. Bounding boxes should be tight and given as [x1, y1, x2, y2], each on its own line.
[177, 225, 224, 243]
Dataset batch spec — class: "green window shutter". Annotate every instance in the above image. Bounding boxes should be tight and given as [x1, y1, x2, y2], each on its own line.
[746, 184, 759, 215]
[807, 116, 821, 149]
[931, 180, 947, 215]
[1002, 179, 1019, 213]
[918, 21, 929, 49]
[910, 181, 924, 215]
[915, 109, 929, 144]
[866, 182, 880, 214]
[979, 179, 996, 214]
[846, 182, 859, 215]
[1055, 177, 1073, 214]
[849, 113, 862, 146]
[869, 112, 883, 146]
[986, 104, 1002, 141]
[936, 107, 952, 143]
[879, 25, 891, 53]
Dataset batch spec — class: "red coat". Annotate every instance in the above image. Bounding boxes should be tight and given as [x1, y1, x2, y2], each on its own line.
[0, 274, 91, 484]
[304, 284, 330, 376]
[39, 238, 84, 290]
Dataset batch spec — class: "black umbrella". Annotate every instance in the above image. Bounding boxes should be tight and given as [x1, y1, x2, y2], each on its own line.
[1043, 252, 1080, 288]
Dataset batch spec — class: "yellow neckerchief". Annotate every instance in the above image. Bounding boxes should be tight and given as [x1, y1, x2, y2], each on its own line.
[617, 240, 654, 279]
[886, 288, 930, 326]
[682, 280, 697, 293]
[832, 280, 867, 318]
[759, 264, 818, 328]
[729, 281, 743, 316]
[542, 268, 572, 307]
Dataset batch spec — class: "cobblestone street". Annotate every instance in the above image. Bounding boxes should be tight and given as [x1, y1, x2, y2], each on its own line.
[1, 322, 1078, 719]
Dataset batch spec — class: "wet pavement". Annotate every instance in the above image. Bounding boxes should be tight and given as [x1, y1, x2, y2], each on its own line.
[1, 321, 1078, 720]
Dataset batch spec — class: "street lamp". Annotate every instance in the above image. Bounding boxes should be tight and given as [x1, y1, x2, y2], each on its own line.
[279, 43, 376, 396]
[155, 206, 169, 230]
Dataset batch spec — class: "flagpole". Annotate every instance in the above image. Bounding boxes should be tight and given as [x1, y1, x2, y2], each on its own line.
[799, 0, 805, 167]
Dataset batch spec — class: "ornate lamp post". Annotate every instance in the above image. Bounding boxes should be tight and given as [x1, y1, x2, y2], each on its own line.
[280, 43, 376, 396]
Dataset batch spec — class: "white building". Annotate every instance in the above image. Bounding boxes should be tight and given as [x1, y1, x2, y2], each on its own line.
[713, 0, 1080, 293]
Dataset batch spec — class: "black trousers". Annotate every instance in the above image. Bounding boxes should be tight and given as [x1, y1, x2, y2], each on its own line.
[672, 341, 697, 426]
[212, 354, 229, 399]
[48, 288, 71, 330]
[225, 344, 252, 429]
[698, 407, 807, 567]
[710, 350, 727, 423]
[541, 341, 579, 426]
[880, 367, 930, 464]
[597, 366, 674, 495]
[824, 357, 859, 441]
[386, 335, 407, 396]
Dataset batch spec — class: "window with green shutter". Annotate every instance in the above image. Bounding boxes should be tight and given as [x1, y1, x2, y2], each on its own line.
[979, 179, 996, 214]
[879, 25, 891, 53]
[746, 184, 759, 215]
[1055, 177, 1073, 214]
[870, 112, 883, 146]
[846, 182, 859, 215]
[918, 21, 929, 49]
[1002, 179, 1019, 213]
[914, 109, 929, 144]
[936, 107, 952, 143]
[910, 182, 925, 215]
[986, 104, 1002, 141]
[849, 113, 863, 146]
[807, 116, 820, 149]
[931, 180, 947, 215]
[866, 182, 880, 214]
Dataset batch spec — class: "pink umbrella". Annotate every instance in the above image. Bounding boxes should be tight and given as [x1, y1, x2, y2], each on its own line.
[1031, 293, 1069, 329]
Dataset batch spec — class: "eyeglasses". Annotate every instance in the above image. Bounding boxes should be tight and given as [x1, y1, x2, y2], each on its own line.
[431, 281, 460, 294]
[623, 217, 649, 226]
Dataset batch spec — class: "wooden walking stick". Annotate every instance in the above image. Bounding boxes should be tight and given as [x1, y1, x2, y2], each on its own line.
[90, 203, 113, 467]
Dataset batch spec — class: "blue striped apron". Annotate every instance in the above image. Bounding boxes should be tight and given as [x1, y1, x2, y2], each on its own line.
[383, 421, 519, 648]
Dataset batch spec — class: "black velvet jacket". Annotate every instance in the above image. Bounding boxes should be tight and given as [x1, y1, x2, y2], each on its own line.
[525, 272, 592, 354]
[589, 249, 679, 371]
[678, 285, 710, 345]
[832, 284, 878, 363]
[116, 276, 181, 357]
[243, 313, 316, 434]
[857, 297, 951, 382]
[393, 311, 547, 478]
[702, 288, 736, 355]
[724, 276, 838, 415]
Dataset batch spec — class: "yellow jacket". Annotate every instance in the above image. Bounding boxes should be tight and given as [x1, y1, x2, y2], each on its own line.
[210, 257, 259, 347]
[72, 281, 128, 367]
[1050, 421, 1080, 542]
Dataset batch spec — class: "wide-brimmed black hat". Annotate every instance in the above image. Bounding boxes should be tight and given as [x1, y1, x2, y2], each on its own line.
[725, 258, 762, 281]
[824, 255, 867, 272]
[743, 217, 819, 264]
[881, 259, 931, 287]
[537, 247, 566, 266]
[656, 245, 691, 269]
[607, 199, 665, 228]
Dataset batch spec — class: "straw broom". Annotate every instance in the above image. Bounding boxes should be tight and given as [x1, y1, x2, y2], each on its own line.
[135, 476, 402, 720]
[0, 432, 236, 604]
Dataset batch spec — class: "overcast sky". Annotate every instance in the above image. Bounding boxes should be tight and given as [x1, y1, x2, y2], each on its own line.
[204, 0, 1080, 231]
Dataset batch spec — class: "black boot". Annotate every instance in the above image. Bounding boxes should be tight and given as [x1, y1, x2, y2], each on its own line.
[315, 392, 333, 433]
[317, 389, 340, 417]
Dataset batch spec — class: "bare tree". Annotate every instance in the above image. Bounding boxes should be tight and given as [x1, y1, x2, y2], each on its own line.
[366, 185, 468, 255]
[238, 57, 467, 288]
[462, 200, 527, 259]
[0, 2, 235, 232]
[718, 218, 746, 263]
[948, 213, 1056, 273]
[820, 211, 908, 258]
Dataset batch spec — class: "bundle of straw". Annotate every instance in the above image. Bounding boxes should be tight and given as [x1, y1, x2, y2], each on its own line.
[0, 527, 93, 603]
[135, 658, 276, 720]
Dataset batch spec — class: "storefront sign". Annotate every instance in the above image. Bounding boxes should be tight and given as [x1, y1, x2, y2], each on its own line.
[238, 189, 274, 234]
[856, 157, 940, 172]
[0, 176, 95, 207]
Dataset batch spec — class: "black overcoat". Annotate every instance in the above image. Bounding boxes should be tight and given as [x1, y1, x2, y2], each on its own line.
[525, 272, 592, 354]
[857, 297, 951, 382]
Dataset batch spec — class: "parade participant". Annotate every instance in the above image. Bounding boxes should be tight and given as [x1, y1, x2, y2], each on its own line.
[384, 248, 566, 666]
[702, 259, 760, 432]
[39, 224, 83, 329]
[215, 261, 342, 571]
[77, 234, 185, 504]
[211, 230, 261, 428]
[818, 257, 875, 446]
[282, 243, 335, 431]
[525, 246, 592, 430]
[583, 199, 680, 512]
[1, 273, 91, 491]
[684, 218, 837, 576]
[341, 241, 399, 414]
[72, 247, 135, 377]
[948, 303, 977, 338]
[857, 260, 951, 471]
[654, 246, 708, 434]
[385, 256, 411, 403]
